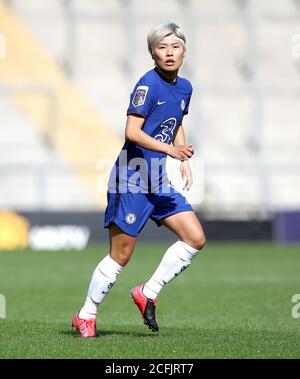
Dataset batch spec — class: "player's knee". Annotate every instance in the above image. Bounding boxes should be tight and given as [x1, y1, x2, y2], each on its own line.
[198, 234, 206, 250]
[112, 254, 131, 267]
[112, 244, 134, 266]
[186, 233, 206, 251]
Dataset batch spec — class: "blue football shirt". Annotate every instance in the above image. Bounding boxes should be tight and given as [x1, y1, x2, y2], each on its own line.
[108, 67, 193, 194]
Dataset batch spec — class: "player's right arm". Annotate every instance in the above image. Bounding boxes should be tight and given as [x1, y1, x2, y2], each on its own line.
[125, 115, 193, 161]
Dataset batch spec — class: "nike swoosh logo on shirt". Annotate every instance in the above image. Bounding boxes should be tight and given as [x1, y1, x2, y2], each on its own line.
[157, 100, 167, 105]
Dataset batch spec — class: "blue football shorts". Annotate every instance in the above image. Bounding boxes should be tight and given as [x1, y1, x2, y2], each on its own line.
[104, 186, 193, 237]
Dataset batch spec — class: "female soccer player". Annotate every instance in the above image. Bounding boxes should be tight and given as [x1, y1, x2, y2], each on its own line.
[73, 21, 206, 337]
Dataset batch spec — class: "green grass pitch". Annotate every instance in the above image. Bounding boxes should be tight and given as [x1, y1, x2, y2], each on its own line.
[0, 242, 300, 359]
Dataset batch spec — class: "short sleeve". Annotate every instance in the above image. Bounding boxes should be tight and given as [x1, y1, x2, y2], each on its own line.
[183, 83, 193, 115]
[127, 77, 157, 118]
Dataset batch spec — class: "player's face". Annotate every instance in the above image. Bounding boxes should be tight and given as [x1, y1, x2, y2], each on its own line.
[152, 35, 186, 73]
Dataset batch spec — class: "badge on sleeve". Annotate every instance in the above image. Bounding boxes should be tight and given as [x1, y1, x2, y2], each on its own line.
[181, 99, 186, 111]
[132, 85, 149, 106]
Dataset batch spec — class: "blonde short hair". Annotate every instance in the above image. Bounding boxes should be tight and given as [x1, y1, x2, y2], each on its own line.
[147, 21, 186, 56]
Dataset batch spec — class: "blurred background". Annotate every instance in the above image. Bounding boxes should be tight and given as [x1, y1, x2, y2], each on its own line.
[0, 0, 300, 250]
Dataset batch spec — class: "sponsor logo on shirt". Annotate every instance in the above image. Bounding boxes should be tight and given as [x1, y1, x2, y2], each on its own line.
[154, 117, 177, 144]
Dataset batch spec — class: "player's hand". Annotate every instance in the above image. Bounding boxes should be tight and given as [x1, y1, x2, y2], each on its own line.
[180, 160, 193, 191]
[167, 144, 194, 161]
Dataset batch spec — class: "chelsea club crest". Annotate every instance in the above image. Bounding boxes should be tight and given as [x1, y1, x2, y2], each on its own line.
[125, 213, 136, 224]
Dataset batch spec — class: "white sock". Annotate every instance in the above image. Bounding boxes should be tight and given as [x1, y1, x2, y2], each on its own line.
[79, 255, 123, 319]
[142, 241, 199, 300]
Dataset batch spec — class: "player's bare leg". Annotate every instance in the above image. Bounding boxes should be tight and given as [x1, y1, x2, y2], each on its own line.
[109, 224, 137, 266]
[160, 211, 206, 250]
[73, 224, 136, 337]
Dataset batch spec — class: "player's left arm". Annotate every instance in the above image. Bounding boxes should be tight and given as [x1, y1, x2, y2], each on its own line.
[172, 124, 193, 191]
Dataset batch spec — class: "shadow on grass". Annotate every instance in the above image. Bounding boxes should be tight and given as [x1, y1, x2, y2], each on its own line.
[60, 328, 159, 338]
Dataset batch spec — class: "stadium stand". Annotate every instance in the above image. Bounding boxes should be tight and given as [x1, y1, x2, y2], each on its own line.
[0, 1, 122, 209]
[0, 95, 97, 209]
[0, 0, 299, 216]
